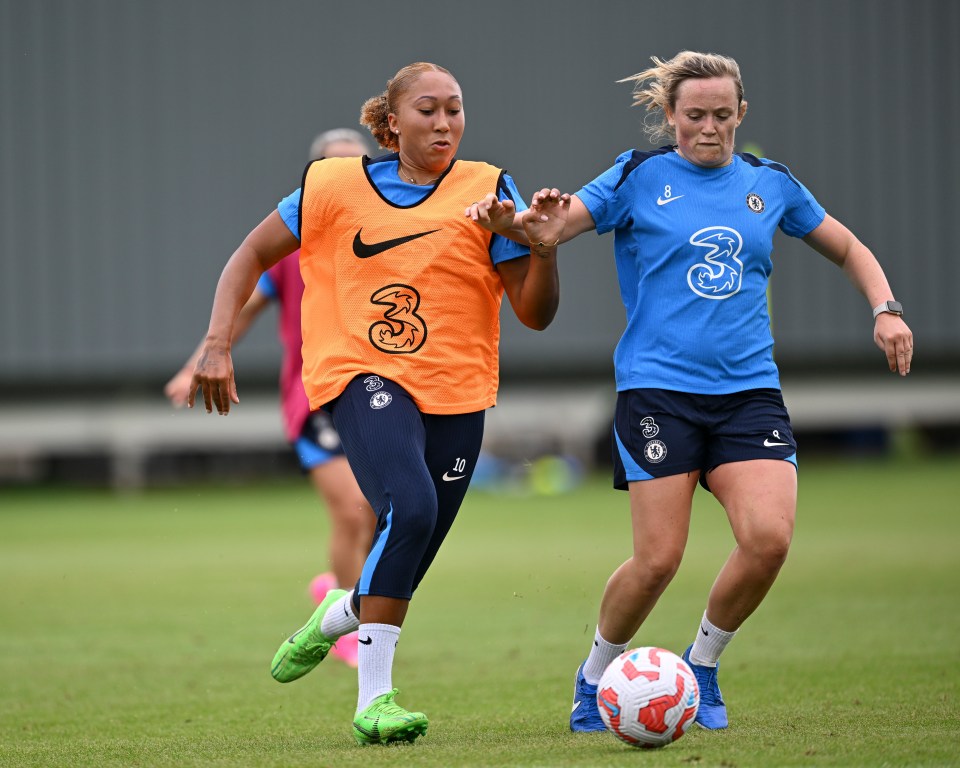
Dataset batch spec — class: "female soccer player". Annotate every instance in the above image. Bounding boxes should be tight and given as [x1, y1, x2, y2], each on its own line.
[166, 130, 376, 669]
[188, 62, 567, 744]
[468, 50, 912, 732]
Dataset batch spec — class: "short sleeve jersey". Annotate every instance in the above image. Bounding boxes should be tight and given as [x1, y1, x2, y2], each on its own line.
[577, 147, 826, 395]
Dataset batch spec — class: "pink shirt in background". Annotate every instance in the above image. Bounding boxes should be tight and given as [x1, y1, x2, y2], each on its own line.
[260, 251, 311, 442]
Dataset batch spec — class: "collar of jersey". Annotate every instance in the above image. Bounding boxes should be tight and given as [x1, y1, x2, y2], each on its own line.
[362, 152, 458, 209]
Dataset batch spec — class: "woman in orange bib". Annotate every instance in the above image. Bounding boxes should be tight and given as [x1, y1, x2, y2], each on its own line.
[189, 62, 568, 744]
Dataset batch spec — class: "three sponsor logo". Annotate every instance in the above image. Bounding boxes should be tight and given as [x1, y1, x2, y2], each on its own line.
[364, 376, 393, 409]
[640, 417, 667, 464]
[654, 183, 766, 302]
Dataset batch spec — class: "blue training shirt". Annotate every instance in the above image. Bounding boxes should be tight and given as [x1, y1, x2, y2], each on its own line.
[256, 271, 277, 299]
[278, 153, 530, 266]
[577, 147, 826, 395]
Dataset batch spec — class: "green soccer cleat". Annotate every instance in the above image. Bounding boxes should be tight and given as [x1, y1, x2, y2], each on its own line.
[270, 588, 347, 683]
[352, 689, 429, 745]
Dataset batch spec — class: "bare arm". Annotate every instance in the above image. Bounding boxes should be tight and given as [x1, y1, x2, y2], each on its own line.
[496, 190, 570, 330]
[188, 210, 301, 413]
[497, 250, 559, 330]
[467, 190, 597, 245]
[803, 214, 913, 375]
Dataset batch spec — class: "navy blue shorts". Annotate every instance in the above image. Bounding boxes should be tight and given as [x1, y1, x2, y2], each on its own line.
[293, 410, 346, 471]
[612, 388, 797, 492]
[327, 375, 485, 602]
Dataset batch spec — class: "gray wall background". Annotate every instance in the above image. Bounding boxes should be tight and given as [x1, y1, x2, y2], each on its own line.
[2, 0, 957, 392]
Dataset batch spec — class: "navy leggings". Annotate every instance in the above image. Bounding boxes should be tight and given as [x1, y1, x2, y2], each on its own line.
[328, 375, 485, 606]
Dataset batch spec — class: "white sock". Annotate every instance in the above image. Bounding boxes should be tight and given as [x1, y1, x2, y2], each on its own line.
[582, 627, 628, 685]
[320, 590, 360, 639]
[689, 612, 737, 667]
[356, 623, 400, 712]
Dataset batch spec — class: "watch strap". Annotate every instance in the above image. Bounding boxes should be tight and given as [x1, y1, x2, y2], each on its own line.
[872, 301, 903, 319]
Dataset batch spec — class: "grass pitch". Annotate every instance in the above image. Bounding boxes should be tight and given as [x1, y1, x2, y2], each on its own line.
[1, 455, 958, 767]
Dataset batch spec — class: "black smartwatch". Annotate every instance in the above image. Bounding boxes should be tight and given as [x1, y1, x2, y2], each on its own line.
[872, 300, 903, 319]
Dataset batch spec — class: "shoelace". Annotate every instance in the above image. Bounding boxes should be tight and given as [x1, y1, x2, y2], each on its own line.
[697, 667, 722, 703]
[291, 637, 330, 662]
[375, 704, 417, 719]
[368, 693, 419, 720]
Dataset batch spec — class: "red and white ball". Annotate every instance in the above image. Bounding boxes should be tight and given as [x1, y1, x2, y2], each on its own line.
[597, 646, 700, 748]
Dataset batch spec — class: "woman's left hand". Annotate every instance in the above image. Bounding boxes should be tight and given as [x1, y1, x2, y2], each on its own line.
[874, 314, 913, 375]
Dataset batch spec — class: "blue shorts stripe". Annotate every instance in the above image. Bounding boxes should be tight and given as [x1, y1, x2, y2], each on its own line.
[358, 504, 393, 596]
[614, 425, 654, 482]
[293, 436, 339, 470]
[612, 387, 798, 491]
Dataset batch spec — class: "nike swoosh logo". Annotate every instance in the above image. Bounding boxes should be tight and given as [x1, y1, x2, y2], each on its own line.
[571, 700, 582, 714]
[656, 195, 684, 206]
[442, 472, 466, 482]
[764, 439, 790, 447]
[353, 228, 440, 258]
[700, 625, 709, 636]
[358, 636, 373, 645]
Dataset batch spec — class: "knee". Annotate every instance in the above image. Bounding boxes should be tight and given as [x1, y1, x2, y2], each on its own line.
[633, 547, 684, 589]
[386, 490, 438, 540]
[344, 495, 374, 529]
[327, 493, 374, 528]
[743, 527, 793, 571]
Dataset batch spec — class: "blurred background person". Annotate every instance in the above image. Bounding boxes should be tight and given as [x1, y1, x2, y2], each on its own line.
[164, 128, 377, 668]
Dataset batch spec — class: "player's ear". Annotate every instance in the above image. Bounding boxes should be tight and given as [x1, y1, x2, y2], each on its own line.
[737, 100, 748, 125]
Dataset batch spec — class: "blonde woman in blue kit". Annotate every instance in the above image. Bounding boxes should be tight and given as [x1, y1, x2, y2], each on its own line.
[468, 50, 912, 732]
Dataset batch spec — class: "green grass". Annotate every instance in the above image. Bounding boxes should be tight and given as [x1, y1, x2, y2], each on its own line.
[1, 456, 958, 767]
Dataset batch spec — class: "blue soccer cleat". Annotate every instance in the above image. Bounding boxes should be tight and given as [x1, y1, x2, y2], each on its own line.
[570, 662, 606, 732]
[683, 645, 728, 729]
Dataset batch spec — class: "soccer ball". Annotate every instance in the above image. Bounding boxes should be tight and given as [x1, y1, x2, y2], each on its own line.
[597, 646, 700, 748]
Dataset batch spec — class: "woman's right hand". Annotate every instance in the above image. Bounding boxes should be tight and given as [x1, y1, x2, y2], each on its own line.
[465, 193, 518, 234]
[187, 342, 239, 414]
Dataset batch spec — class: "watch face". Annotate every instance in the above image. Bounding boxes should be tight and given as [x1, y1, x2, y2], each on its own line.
[874, 301, 904, 319]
